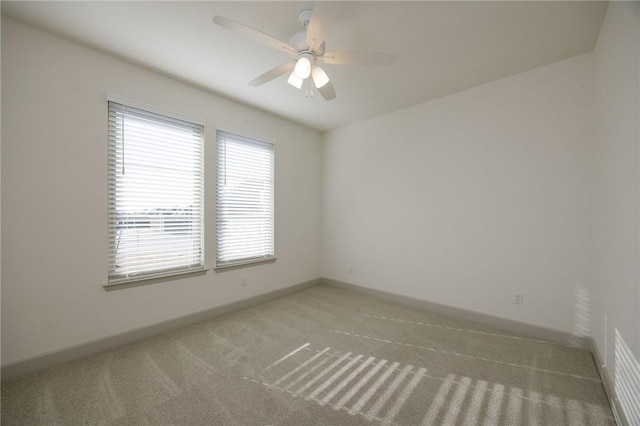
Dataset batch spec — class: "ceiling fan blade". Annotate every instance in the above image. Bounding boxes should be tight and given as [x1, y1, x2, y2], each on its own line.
[315, 79, 336, 101]
[213, 15, 297, 56]
[249, 62, 295, 87]
[321, 50, 396, 66]
[306, 2, 341, 52]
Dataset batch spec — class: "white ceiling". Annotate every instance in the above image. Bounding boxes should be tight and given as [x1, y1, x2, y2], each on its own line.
[2, 1, 608, 132]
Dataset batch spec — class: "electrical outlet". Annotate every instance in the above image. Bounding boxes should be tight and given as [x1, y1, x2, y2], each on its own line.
[513, 292, 524, 305]
[348, 264, 354, 274]
[241, 276, 247, 287]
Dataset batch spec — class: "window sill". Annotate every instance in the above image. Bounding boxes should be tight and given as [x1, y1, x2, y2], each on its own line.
[214, 257, 277, 272]
[104, 267, 207, 290]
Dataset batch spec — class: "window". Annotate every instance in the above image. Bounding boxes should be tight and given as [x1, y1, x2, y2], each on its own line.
[107, 99, 204, 284]
[216, 130, 275, 268]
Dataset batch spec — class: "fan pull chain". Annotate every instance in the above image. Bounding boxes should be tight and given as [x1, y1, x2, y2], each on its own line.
[305, 78, 314, 98]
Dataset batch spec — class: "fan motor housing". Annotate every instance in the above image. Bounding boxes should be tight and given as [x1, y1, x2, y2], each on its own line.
[289, 31, 325, 57]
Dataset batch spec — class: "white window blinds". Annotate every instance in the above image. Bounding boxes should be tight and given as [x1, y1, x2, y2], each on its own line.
[108, 101, 204, 283]
[216, 130, 274, 267]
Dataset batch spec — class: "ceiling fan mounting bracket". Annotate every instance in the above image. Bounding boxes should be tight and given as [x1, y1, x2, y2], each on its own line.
[298, 9, 312, 28]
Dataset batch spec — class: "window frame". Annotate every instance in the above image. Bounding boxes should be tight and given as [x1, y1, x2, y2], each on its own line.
[106, 94, 206, 286]
[215, 127, 276, 270]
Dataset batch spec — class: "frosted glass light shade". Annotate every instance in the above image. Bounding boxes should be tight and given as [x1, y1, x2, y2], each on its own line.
[311, 66, 330, 88]
[287, 71, 303, 89]
[294, 56, 312, 79]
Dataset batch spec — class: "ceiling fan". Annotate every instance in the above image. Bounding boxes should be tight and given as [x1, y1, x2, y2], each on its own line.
[213, 3, 396, 101]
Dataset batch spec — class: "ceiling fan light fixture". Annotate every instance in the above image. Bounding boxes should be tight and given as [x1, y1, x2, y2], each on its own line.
[287, 71, 303, 89]
[294, 55, 312, 79]
[213, 5, 395, 102]
[311, 66, 330, 88]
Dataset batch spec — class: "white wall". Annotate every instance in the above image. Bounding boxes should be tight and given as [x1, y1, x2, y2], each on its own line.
[322, 53, 595, 334]
[1, 18, 322, 365]
[592, 2, 640, 423]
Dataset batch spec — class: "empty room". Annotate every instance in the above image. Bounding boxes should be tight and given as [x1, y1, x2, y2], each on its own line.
[1, 1, 639, 425]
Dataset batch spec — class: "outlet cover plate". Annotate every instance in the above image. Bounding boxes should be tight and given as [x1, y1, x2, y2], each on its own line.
[513, 292, 524, 305]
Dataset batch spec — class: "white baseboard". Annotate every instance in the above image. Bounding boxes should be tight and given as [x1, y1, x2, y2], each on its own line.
[1, 279, 319, 381]
[321, 278, 592, 350]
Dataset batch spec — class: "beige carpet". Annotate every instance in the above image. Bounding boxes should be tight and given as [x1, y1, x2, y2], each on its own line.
[1, 284, 614, 425]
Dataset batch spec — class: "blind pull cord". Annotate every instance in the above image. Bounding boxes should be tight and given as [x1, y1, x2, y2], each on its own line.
[223, 135, 227, 186]
[121, 104, 126, 175]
